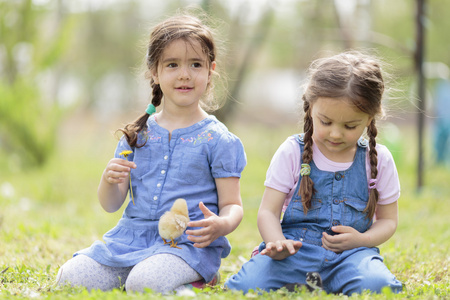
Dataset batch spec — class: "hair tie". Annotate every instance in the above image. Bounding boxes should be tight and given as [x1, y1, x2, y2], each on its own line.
[146, 104, 156, 115]
[369, 178, 377, 190]
[300, 163, 311, 176]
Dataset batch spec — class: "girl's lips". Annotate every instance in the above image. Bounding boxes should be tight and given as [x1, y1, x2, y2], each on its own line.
[327, 140, 343, 146]
[176, 88, 193, 93]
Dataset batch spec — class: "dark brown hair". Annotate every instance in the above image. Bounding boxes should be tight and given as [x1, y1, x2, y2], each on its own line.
[119, 14, 218, 147]
[300, 51, 385, 220]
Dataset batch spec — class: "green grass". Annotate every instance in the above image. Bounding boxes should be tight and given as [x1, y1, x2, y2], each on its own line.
[0, 120, 449, 299]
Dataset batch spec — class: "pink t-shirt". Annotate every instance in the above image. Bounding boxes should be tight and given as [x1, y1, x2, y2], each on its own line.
[264, 136, 400, 212]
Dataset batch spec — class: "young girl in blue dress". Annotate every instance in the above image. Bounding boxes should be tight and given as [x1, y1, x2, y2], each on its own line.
[57, 14, 246, 294]
[225, 51, 403, 295]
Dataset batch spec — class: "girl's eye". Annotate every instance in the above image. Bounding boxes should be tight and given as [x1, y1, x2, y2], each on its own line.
[320, 120, 331, 126]
[345, 125, 357, 130]
[191, 62, 202, 68]
[167, 63, 178, 68]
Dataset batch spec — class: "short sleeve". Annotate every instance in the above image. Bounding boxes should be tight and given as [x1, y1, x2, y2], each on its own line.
[114, 136, 134, 160]
[210, 132, 246, 178]
[264, 136, 301, 194]
[370, 144, 401, 205]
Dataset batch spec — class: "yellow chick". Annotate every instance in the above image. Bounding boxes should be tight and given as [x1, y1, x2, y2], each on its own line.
[158, 198, 190, 249]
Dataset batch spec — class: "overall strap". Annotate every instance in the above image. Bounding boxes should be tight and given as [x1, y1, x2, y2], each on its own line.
[357, 137, 369, 148]
[294, 133, 305, 145]
[295, 133, 368, 149]
[293, 134, 305, 163]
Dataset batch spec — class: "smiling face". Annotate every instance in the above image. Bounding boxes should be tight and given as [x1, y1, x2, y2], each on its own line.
[151, 39, 215, 112]
[311, 96, 372, 162]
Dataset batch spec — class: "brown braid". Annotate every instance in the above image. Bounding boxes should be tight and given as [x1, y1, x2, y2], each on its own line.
[299, 98, 316, 213]
[365, 119, 379, 219]
[151, 83, 163, 108]
[118, 83, 163, 148]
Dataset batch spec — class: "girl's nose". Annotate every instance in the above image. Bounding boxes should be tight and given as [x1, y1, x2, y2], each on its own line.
[178, 66, 191, 80]
[330, 126, 343, 139]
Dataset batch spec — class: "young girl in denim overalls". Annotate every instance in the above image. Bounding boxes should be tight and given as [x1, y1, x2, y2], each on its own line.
[57, 14, 246, 294]
[225, 51, 403, 295]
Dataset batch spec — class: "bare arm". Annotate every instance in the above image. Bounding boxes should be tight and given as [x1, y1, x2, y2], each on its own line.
[257, 187, 302, 260]
[216, 177, 244, 234]
[322, 201, 398, 252]
[257, 187, 286, 242]
[365, 201, 398, 246]
[186, 177, 243, 248]
[97, 158, 136, 213]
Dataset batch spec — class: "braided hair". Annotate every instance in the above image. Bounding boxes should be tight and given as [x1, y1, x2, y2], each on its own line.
[299, 51, 385, 219]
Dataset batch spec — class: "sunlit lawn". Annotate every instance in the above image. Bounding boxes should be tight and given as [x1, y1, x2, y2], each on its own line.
[0, 118, 449, 299]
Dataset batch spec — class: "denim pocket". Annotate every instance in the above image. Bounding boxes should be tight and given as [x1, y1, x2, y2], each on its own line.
[287, 198, 324, 224]
[131, 140, 162, 179]
[342, 198, 372, 233]
[178, 151, 210, 184]
[132, 152, 150, 179]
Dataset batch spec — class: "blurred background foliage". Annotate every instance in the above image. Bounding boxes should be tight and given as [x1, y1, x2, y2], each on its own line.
[0, 0, 449, 170]
[1, 1, 450, 297]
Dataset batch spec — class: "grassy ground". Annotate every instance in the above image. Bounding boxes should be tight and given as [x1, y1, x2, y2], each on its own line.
[0, 118, 449, 299]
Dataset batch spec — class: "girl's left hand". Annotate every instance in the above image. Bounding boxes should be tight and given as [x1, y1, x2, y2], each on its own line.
[186, 202, 223, 248]
[260, 239, 302, 260]
[322, 226, 364, 253]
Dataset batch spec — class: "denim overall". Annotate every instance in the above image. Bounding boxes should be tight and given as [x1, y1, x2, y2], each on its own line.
[225, 134, 402, 295]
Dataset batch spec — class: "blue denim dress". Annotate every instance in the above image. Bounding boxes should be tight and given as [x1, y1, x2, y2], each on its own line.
[76, 115, 246, 282]
[225, 134, 402, 295]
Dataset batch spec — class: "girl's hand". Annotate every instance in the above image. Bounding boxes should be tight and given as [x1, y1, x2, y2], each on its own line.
[260, 240, 302, 260]
[322, 226, 364, 253]
[103, 158, 136, 184]
[186, 202, 224, 248]
[98, 158, 136, 213]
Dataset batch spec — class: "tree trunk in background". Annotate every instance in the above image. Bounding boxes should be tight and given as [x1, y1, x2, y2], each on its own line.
[213, 4, 275, 123]
[415, 0, 426, 190]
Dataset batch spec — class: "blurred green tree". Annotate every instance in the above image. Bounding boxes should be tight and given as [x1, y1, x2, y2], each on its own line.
[0, 0, 75, 168]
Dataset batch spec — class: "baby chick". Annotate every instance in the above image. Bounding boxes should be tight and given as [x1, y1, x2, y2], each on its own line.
[283, 272, 323, 292]
[305, 271, 323, 291]
[158, 198, 190, 249]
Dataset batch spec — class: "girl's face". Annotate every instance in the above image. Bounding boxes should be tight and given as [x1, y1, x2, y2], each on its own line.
[311, 97, 373, 162]
[151, 39, 215, 112]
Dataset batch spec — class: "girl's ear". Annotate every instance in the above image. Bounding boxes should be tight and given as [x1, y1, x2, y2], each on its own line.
[208, 61, 216, 82]
[366, 116, 374, 127]
[151, 68, 159, 84]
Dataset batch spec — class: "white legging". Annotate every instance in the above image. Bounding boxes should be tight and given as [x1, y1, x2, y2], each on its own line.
[56, 253, 202, 294]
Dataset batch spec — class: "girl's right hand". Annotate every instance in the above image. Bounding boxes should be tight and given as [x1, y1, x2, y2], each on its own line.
[260, 239, 302, 260]
[103, 158, 136, 184]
